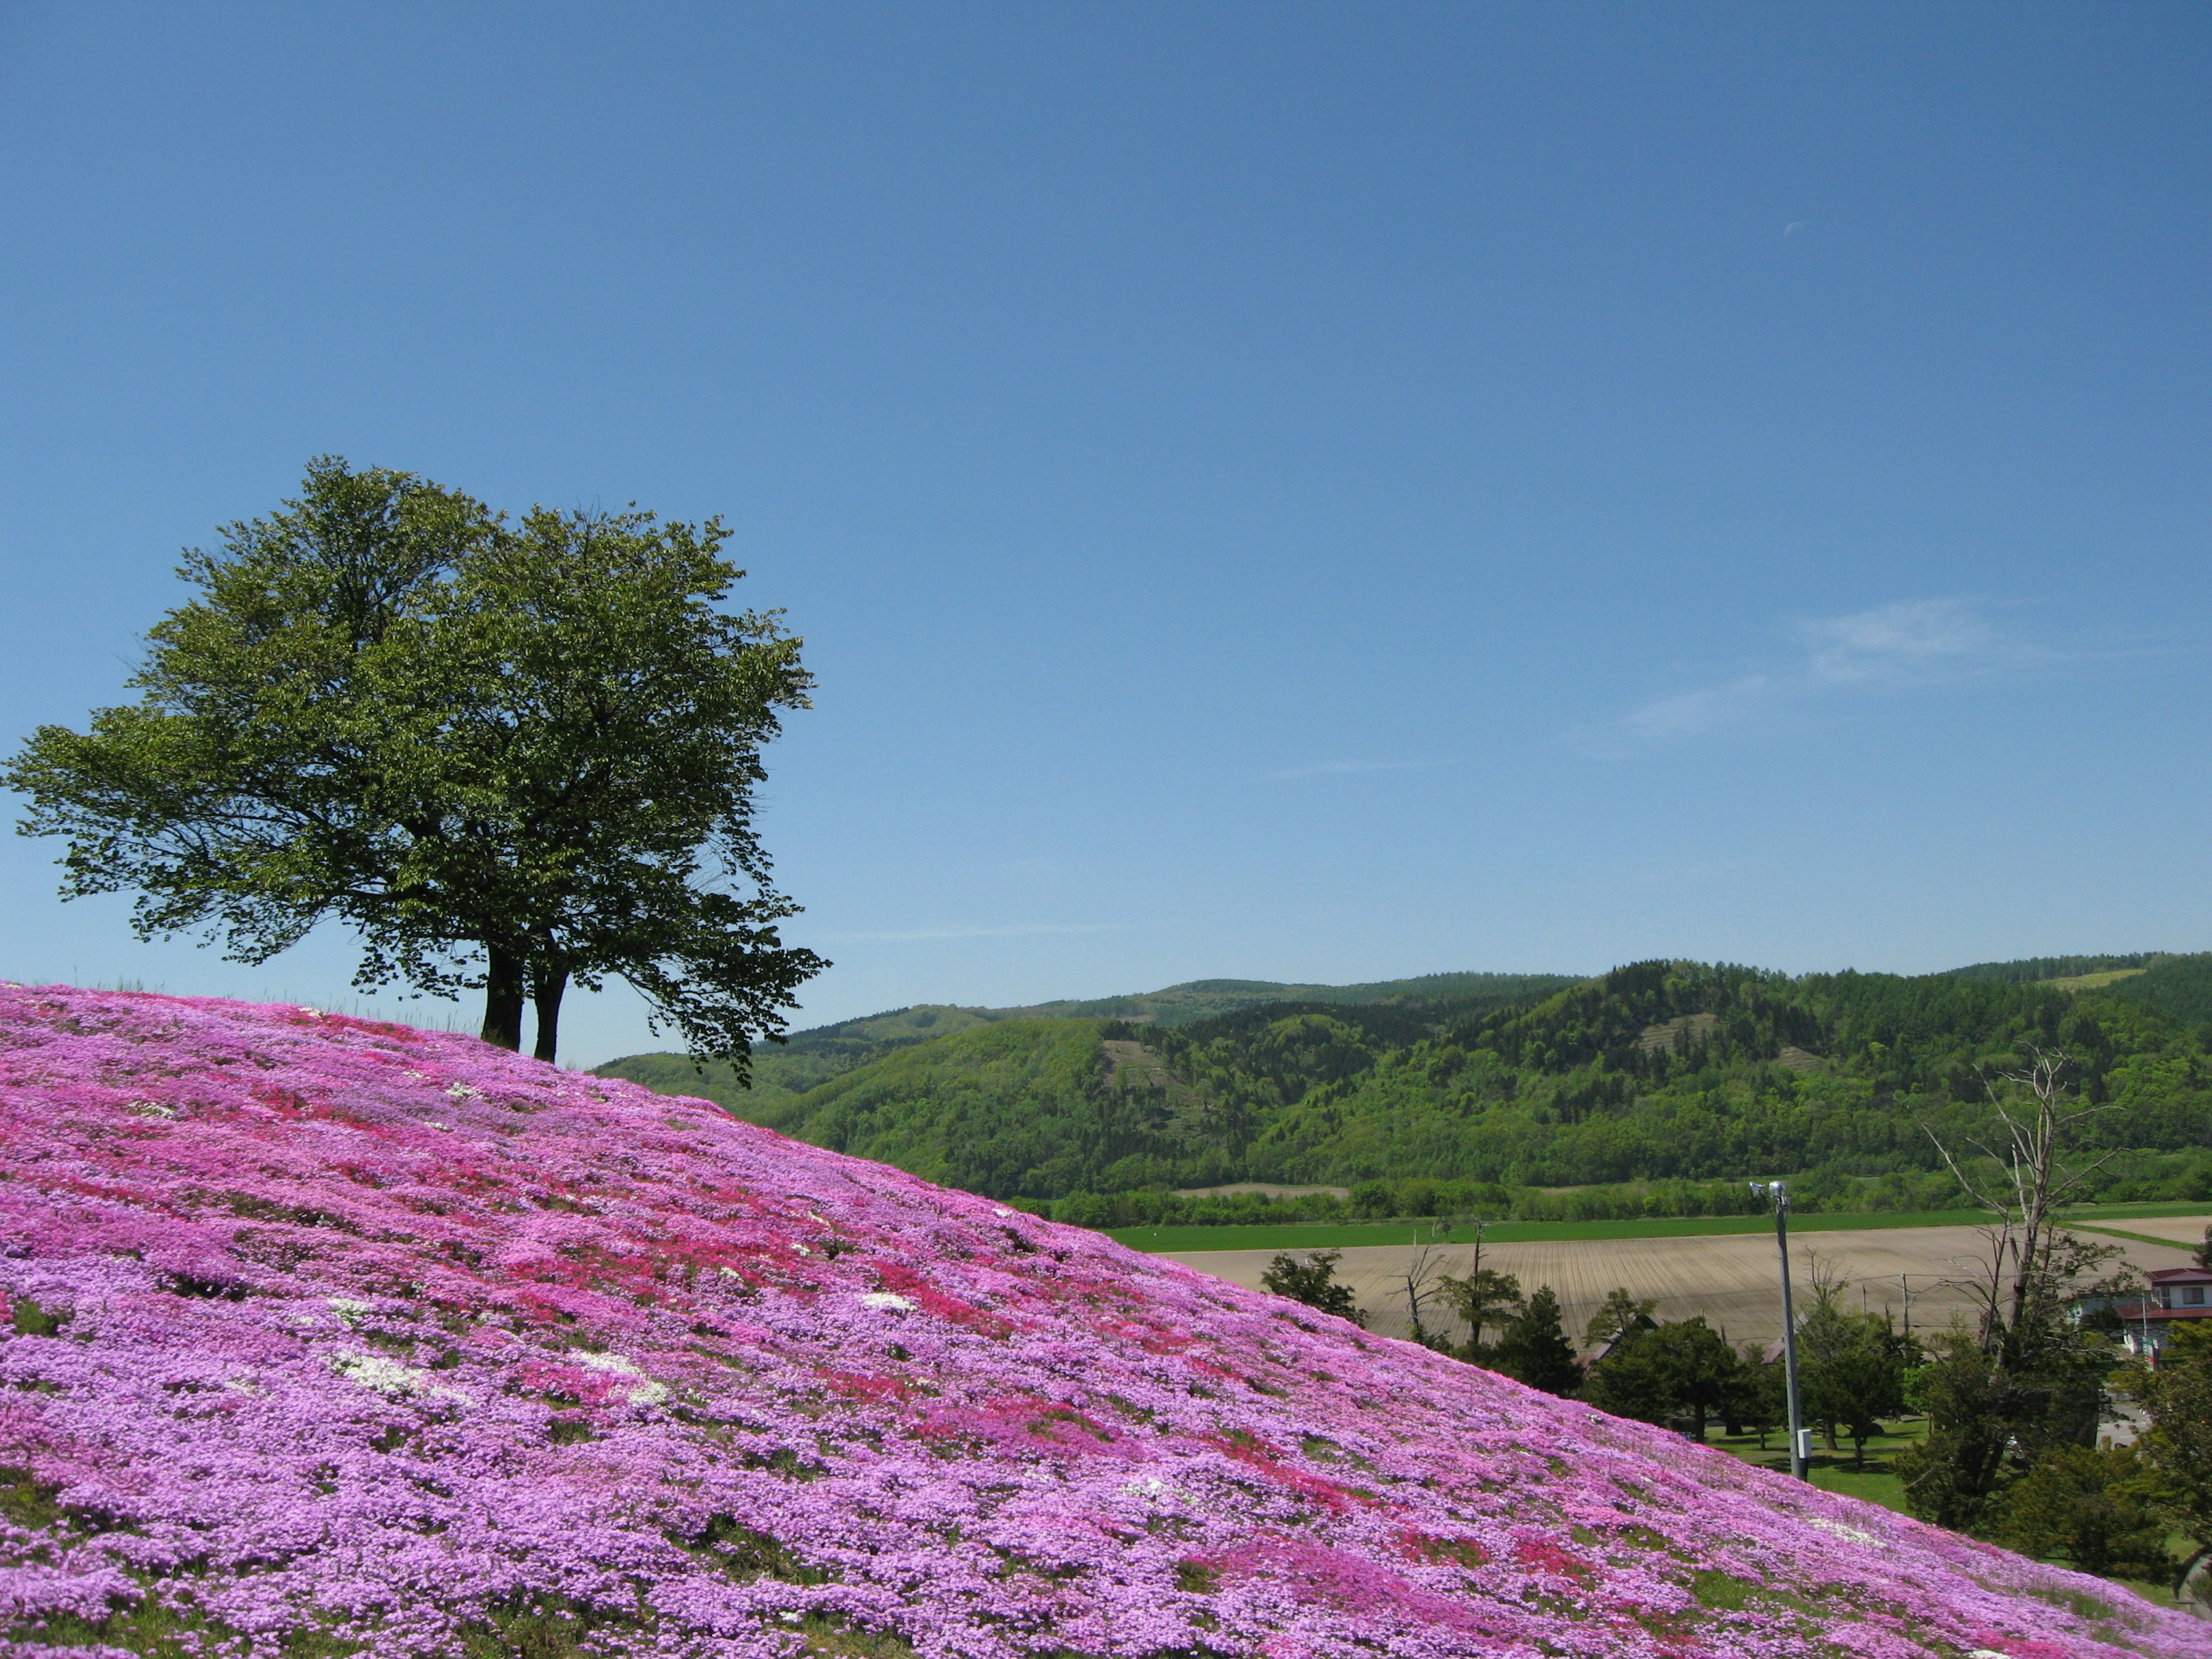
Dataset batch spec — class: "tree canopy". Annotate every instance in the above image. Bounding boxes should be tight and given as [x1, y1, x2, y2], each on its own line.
[1259, 1250, 1363, 1325]
[677, 957, 2212, 1202]
[1485, 1286, 1582, 1396]
[6, 457, 824, 1067]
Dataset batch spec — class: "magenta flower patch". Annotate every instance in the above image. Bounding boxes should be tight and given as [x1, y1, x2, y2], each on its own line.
[0, 984, 2196, 1657]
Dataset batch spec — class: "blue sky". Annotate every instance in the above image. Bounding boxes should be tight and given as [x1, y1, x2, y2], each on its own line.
[2, 4, 2207, 1066]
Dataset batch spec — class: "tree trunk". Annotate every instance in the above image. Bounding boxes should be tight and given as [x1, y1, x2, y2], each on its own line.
[482, 945, 525, 1051]
[532, 963, 569, 1065]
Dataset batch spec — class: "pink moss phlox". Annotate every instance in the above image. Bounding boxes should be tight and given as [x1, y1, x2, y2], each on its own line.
[0, 983, 2201, 1658]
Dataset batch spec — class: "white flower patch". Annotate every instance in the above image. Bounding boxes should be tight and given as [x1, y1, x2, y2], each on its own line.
[1808, 1517, 1882, 1547]
[128, 1100, 176, 1119]
[861, 1292, 915, 1312]
[992, 1208, 1013, 1218]
[1971, 1650, 2010, 1658]
[297, 1006, 322, 1018]
[572, 1349, 667, 1406]
[327, 1297, 374, 1326]
[573, 1350, 643, 1376]
[333, 1351, 424, 1395]
[717, 1266, 741, 1280]
[791, 1243, 812, 1257]
[444, 1082, 484, 1101]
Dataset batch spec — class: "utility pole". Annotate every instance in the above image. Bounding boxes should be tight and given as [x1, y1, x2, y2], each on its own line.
[1755, 1181, 1810, 1480]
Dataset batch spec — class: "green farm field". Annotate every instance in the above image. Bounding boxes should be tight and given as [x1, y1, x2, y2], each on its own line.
[1105, 1201, 2212, 1255]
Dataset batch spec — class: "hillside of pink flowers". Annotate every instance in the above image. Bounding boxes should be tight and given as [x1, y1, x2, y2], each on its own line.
[0, 984, 2199, 1659]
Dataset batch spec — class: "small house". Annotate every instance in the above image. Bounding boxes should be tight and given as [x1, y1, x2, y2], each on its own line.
[2097, 1266, 2212, 1360]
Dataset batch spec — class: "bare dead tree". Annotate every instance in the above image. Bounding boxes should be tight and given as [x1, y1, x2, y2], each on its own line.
[1804, 1247, 1846, 1310]
[1925, 1046, 2123, 1357]
[1398, 1230, 1454, 1347]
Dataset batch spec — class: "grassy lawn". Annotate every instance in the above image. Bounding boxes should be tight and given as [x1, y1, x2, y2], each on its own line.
[1107, 1202, 2212, 1255]
[1709, 1415, 1927, 1512]
[1710, 1419, 2196, 1612]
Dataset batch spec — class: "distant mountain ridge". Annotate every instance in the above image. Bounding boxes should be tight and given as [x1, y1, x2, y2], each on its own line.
[1939, 951, 2180, 983]
[1936, 952, 2212, 1029]
[599, 956, 2212, 1206]
[599, 969, 1584, 1109]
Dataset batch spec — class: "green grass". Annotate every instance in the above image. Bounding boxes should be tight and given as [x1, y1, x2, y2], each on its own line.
[2044, 969, 2149, 991]
[1713, 1421, 2199, 1614]
[1108, 1201, 2212, 1255]
[1709, 1416, 1927, 1512]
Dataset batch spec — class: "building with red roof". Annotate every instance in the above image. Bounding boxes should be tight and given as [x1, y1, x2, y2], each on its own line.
[2104, 1265, 2212, 1359]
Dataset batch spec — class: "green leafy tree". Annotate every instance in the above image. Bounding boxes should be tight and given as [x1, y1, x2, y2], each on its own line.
[1895, 1319, 2111, 1533]
[1580, 1326, 1671, 1424]
[1584, 1287, 1657, 1349]
[1733, 1343, 1786, 1449]
[1440, 1267, 1522, 1358]
[5, 459, 823, 1067]
[1487, 1285, 1581, 1395]
[1260, 1251, 1363, 1325]
[1347, 1180, 1394, 1218]
[1896, 1336, 2026, 1531]
[2128, 1320, 2212, 1596]
[1583, 1316, 1741, 1440]
[1797, 1294, 1916, 1467]
[1994, 1445, 2175, 1582]
[1895, 1051, 2134, 1530]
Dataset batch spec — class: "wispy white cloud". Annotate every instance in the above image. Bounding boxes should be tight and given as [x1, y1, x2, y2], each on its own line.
[1268, 758, 1461, 781]
[1796, 598, 2006, 687]
[1624, 675, 1775, 741]
[1623, 599, 2029, 741]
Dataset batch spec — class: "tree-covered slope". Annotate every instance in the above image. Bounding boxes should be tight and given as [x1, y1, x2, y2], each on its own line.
[633, 961, 2212, 1203]
[1224, 962, 2212, 1188]
[1940, 952, 2174, 983]
[2100, 953, 2212, 1034]
[597, 971, 1582, 1115]
[1010, 971, 1585, 1025]
[602, 1003, 1008, 1110]
[20, 984, 2195, 1658]
[732, 1017, 1119, 1198]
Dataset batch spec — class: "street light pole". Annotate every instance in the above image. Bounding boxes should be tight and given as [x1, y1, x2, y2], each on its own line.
[1757, 1180, 1810, 1480]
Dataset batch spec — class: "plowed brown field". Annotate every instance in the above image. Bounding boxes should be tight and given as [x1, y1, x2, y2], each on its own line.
[2075, 1213, 2212, 1249]
[1165, 1224, 2197, 1349]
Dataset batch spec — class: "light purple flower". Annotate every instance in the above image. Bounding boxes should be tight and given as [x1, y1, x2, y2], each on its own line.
[0, 984, 2196, 1658]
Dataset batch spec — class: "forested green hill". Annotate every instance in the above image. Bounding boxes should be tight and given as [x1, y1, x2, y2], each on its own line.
[1941, 952, 2171, 983]
[603, 960, 2212, 1206]
[2098, 953, 2212, 1033]
[596, 970, 1582, 1109]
